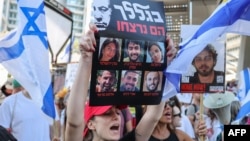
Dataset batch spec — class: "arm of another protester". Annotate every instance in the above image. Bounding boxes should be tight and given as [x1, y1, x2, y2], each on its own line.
[134, 37, 176, 141]
[166, 35, 177, 66]
[135, 102, 165, 141]
[65, 24, 97, 141]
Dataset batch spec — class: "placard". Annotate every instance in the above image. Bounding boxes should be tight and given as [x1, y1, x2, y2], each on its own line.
[180, 25, 226, 93]
[89, 0, 167, 105]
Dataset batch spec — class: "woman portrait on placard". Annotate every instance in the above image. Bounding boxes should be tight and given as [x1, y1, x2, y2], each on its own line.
[147, 42, 165, 63]
[98, 37, 121, 62]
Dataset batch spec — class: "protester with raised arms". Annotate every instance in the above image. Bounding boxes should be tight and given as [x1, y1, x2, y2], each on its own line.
[64, 23, 178, 141]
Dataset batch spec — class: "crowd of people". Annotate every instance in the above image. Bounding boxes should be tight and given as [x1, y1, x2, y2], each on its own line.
[0, 22, 249, 141]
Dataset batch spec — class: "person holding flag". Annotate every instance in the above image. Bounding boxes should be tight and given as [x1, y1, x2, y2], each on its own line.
[0, 0, 57, 140]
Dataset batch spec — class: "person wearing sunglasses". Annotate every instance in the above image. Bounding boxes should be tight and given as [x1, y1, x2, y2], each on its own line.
[147, 97, 208, 141]
[173, 106, 182, 128]
[147, 99, 192, 141]
[171, 95, 196, 140]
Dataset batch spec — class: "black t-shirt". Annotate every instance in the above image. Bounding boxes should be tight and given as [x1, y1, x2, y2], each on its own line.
[119, 129, 136, 141]
[189, 70, 224, 84]
[119, 129, 179, 141]
[149, 132, 179, 141]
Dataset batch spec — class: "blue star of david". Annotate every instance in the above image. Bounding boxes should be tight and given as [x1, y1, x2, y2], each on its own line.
[21, 3, 48, 49]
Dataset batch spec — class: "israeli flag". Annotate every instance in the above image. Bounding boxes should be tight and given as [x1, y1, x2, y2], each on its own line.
[163, 0, 250, 98]
[0, 0, 55, 119]
[235, 68, 250, 120]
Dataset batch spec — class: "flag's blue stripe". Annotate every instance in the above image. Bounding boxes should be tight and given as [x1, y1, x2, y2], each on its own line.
[0, 37, 24, 62]
[42, 83, 55, 118]
[244, 69, 250, 97]
[241, 5, 250, 21]
[181, 0, 250, 49]
[166, 72, 181, 92]
[236, 101, 250, 120]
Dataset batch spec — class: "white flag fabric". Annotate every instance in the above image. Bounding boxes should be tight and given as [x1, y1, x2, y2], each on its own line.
[0, 0, 55, 119]
[235, 68, 250, 120]
[237, 68, 250, 101]
[163, 0, 250, 99]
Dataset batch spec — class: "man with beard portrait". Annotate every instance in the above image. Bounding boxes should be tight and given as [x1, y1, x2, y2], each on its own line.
[189, 44, 224, 84]
[143, 71, 162, 92]
[123, 40, 144, 62]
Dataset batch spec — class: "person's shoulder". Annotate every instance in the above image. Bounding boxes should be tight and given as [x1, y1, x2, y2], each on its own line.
[214, 70, 224, 75]
[185, 104, 197, 115]
[186, 104, 196, 110]
[175, 129, 193, 141]
[0, 94, 17, 104]
[189, 72, 199, 82]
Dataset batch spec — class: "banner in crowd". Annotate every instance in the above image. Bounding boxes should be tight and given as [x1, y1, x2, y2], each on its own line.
[89, 0, 167, 105]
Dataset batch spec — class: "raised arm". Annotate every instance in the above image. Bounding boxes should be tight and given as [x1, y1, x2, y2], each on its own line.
[65, 24, 97, 141]
[134, 102, 165, 141]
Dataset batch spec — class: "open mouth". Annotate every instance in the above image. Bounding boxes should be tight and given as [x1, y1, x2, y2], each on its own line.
[110, 125, 119, 131]
[164, 111, 172, 118]
[109, 123, 120, 134]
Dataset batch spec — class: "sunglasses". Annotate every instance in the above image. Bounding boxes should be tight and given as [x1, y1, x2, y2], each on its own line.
[164, 100, 175, 108]
[173, 113, 181, 117]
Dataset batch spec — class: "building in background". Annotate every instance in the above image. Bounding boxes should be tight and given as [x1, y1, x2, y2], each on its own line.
[0, 0, 17, 31]
[163, 0, 189, 47]
[0, 0, 86, 38]
[57, 0, 86, 38]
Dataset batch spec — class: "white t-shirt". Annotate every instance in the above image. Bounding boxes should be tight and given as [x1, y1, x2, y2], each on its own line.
[0, 91, 50, 141]
[206, 117, 222, 141]
[177, 114, 196, 139]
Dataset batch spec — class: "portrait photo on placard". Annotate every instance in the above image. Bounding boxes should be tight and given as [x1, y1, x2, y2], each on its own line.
[180, 25, 225, 93]
[181, 42, 225, 93]
[120, 70, 142, 92]
[98, 37, 122, 62]
[123, 39, 145, 63]
[96, 70, 118, 92]
[143, 71, 163, 92]
[146, 41, 165, 63]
